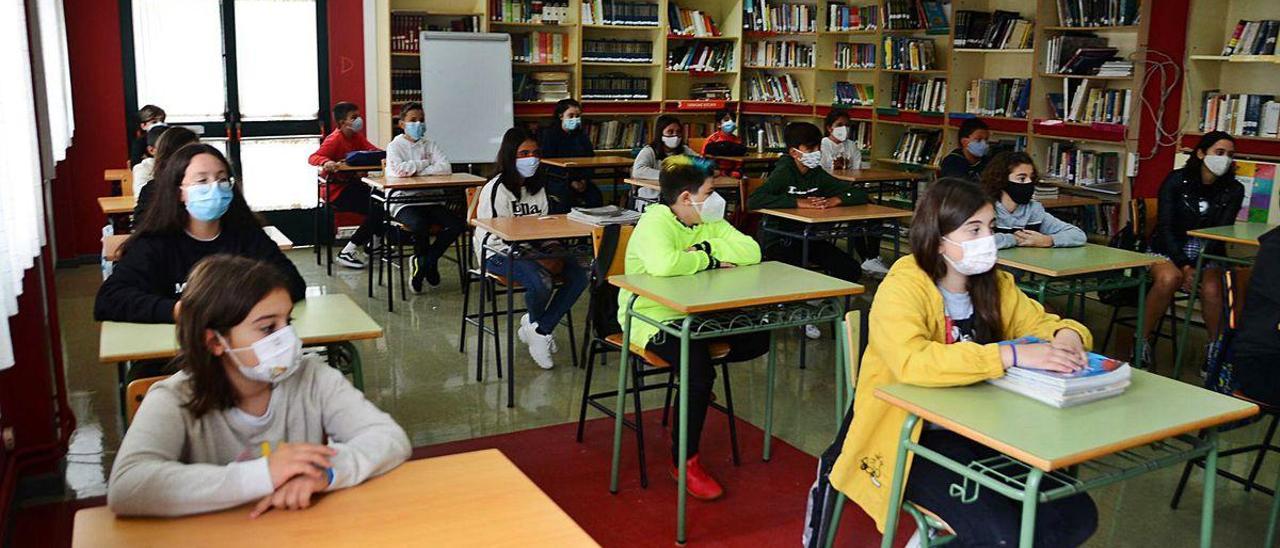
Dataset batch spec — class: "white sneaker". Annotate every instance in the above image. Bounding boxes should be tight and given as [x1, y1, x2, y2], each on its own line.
[861, 257, 890, 277]
[904, 530, 924, 548]
[523, 328, 555, 370]
[804, 324, 822, 340]
[336, 250, 365, 269]
[519, 314, 558, 353]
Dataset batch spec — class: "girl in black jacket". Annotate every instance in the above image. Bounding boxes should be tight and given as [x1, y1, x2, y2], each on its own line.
[1139, 131, 1244, 363]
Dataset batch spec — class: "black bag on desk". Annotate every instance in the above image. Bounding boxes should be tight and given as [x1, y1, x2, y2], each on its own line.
[344, 150, 386, 167]
[703, 140, 747, 157]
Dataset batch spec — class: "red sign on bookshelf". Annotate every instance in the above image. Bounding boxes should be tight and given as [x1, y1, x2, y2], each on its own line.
[671, 99, 727, 111]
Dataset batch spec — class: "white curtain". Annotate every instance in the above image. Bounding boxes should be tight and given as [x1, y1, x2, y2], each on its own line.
[0, 0, 47, 369]
[37, 0, 74, 163]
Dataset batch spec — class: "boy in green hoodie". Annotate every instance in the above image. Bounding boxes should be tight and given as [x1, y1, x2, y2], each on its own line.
[619, 155, 767, 501]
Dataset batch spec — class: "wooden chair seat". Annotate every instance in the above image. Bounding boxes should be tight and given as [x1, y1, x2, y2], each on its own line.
[126, 375, 170, 424]
[602, 333, 730, 368]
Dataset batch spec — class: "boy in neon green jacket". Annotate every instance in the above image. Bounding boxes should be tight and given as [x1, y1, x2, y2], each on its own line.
[618, 156, 765, 501]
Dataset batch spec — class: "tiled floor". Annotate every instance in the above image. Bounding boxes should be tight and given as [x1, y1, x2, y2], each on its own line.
[43, 249, 1280, 546]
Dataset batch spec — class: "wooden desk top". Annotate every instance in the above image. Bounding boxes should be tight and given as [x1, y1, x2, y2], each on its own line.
[877, 370, 1258, 471]
[98, 196, 136, 215]
[610, 261, 864, 315]
[1039, 195, 1102, 210]
[471, 215, 595, 242]
[996, 243, 1161, 278]
[104, 168, 131, 181]
[103, 227, 293, 262]
[623, 176, 740, 191]
[756, 203, 913, 224]
[706, 152, 781, 163]
[99, 294, 382, 363]
[334, 163, 380, 172]
[829, 168, 924, 183]
[263, 226, 293, 250]
[1187, 222, 1278, 247]
[362, 173, 486, 190]
[540, 155, 634, 168]
[72, 449, 598, 548]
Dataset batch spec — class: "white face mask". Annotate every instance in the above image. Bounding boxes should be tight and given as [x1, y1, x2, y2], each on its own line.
[796, 149, 823, 169]
[218, 325, 304, 384]
[941, 235, 998, 276]
[661, 135, 682, 149]
[832, 126, 849, 142]
[692, 191, 727, 224]
[516, 156, 540, 178]
[1204, 154, 1232, 177]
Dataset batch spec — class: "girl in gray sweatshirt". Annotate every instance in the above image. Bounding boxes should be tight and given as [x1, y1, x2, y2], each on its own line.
[980, 151, 1086, 250]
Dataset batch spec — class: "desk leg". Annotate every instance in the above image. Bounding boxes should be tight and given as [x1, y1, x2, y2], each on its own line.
[117, 361, 128, 424]
[764, 329, 778, 462]
[834, 316, 846, 424]
[799, 228, 812, 370]
[1134, 273, 1148, 371]
[881, 414, 919, 548]
[506, 253, 516, 408]
[892, 218, 901, 258]
[477, 247, 488, 382]
[677, 317, 693, 545]
[1175, 245, 1208, 380]
[1018, 468, 1044, 548]
[609, 294, 639, 494]
[1201, 428, 1220, 548]
[367, 190, 376, 299]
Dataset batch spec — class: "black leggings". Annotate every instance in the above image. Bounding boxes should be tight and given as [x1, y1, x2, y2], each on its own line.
[645, 332, 770, 463]
[903, 430, 1098, 548]
[330, 182, 385, 247]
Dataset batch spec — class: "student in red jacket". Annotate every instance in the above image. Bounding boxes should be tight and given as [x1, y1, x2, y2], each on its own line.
[309, 102, 383, 268]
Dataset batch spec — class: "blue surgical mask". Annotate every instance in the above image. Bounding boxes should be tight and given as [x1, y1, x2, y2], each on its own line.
[966, 139, 989, 158]
[516, 156, 541, 178]
[349, 117, 364, 132]
[721, 120, 736, 134]
[562, 117, 581, 131]
[404, 121, 425, 140]
[185, 180, 234, 221]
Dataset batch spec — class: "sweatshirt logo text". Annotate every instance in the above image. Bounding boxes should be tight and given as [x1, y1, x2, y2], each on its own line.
[511, 201, 543, 216]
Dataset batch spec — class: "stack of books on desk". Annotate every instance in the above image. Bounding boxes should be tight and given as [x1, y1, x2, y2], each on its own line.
[568, 205, 641, 226]
[988, 338, 1131, 408]
[1032, 184, 1059, 201]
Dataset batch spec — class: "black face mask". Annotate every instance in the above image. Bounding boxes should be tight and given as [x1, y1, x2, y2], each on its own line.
[1006, 181, 1035, 205]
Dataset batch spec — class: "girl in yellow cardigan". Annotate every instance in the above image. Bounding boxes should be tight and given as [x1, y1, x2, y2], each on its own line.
[830, 178, 1098, 547]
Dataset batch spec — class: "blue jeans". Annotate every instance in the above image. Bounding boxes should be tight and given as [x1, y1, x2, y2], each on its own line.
[484, 254, 588, 334]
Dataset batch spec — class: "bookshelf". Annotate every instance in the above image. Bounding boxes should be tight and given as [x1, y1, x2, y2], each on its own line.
[1180, 0, 1280, 161]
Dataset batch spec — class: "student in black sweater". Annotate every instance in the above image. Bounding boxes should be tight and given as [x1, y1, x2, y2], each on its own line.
[938, 117, 991, 181]
[129, 104, 166, 166]
[96, 144, 305, 324]
[537, 98, 603, 212]
[1234, 225, 1280, 406]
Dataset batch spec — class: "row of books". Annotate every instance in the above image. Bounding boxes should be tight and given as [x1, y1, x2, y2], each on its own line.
[587, 119, 648, 151]
[883, 37, 940, 71]
[581, 39, 653, 63]
[1050, 79, 1131, 125]
[891, 128, 943, 166]
[511, 32, 569, 64]
[1079, 203, 1123, 235]
[490, 1, 569, 24]
[890, 75, 946, 113]
[1221, 20, 1280, 57]
[834, 42, 876, 69]
[954, 10, 1034, 50]
[833, 81, 874, 106]
[667, 42, 735, 72]
[837, 120, 872, 150]
[963, 78, 1031, 119]
[513, 71, 571, 102]
[1095, 60, 1133, 77]
[581, 0, 659, 26]
[1200, 93, 1280, 138]
[988, 337, 1131, 408]
[581, 74, 651, 100]
[1044, 142, 1123, 187]
[743, 1, 816, 34]
[827, 3, 878, 32]
[745, 73, 807, 103]
[667, 4, 721, 37]
[567, 205, 641, 226]
[883, 0, 948, 32]
[744, 118, 787, 150]
[1053, 0, 1139, 28]
[390, 70, 421, 104]
[390, 14, 480, 53]
[1044, 34, 1115, 74]
[690, 82, 732, 100]
[744, 41, 814, 68]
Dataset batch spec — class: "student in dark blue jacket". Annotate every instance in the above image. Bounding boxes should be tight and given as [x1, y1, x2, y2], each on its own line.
[537, 99, 603, 212]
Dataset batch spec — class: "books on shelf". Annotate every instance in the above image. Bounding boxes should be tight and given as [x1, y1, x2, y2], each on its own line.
[588, 118, 649, 150]
[746, 73, 807, 103]
[891, 128, 943, 166]
[963, 78, 1031, 119]
[690, 82, 732, 100]
[667, 3, 721, 36]
[511, 32, 569, 64]
[987, 338, 1132, 408]
[491, 1, 568, 24]
[954, 10, 1034, 49]
[745, 41, 815, 68]
[582, 0, 660, 26]
[515, 71, 571, 102]
[827, 3, 879, 32]
[1053, 0, 1140, 28]
[391, 69, 421, 104]
[391, 13, 481, 53]
[1095, 60, 1133, 77]
[582, 74, 652, 100]
[1043, 34, 1109, 74]
[567, 205, 642, 225]
[582, 39, 654, 63]
[1058, 79, 1130, 125]
[834, 42, 876, 69]
[839, 120, 872, 150]
[1044, 141, 1123, 187]
[1222, 20, 1280, 56]
[667, 42, 736, 72]
[744, 1, 816, 33]
[1200, 92, 1280, 138]
[883, 0, 948, 32]
[834, 81, 874, 106]
[883, 36, 939, 71]
[1080, 202, 1122, 234]
[990, 134, 1028, 154]
[744, 117, 787, 149]
[890, 75, 946, 113]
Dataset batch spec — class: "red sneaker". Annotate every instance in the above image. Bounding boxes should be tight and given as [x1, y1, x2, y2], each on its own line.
[670, 454, 724, 501]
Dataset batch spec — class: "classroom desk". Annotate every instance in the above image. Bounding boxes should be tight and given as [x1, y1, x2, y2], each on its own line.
[102, 226, 293, 262]
[361, 173, 486, 312]
[608, 262, 863, 544]
[705, 151, 782, 174]
[829, 168, 925, 206]
[996, 244, 1162, 369]
[1173, 222, 1280, 378]
[72, 449, 598, 548]
[863, 371, 1257, 548]
[1039, 195, 1102, 210]
[541, 156, 635, 205]
[99, 294, 381, 418]
[314, 164, 382, 276]
[98, 195, 135, 215]
[622, 176, 741, 209]
[471, 215, 598, 408]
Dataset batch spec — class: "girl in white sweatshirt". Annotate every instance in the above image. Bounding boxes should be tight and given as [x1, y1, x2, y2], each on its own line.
[474, 127, 588, 370]
[386, 102, 465, 291]
[630, 115, 697, 208]
[108, 255, 410, 518]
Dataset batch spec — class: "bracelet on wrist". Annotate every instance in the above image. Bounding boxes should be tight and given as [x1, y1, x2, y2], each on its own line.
[1011, 344, 1019, 368]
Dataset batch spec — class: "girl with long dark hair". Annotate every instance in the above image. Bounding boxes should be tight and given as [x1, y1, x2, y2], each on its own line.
[630, 115, 697, 206]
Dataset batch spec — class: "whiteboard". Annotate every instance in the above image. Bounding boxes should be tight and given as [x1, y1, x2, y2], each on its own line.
[419, 32, 513, 164]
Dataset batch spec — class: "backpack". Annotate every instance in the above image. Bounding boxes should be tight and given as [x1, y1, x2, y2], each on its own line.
[802, 408, 855, 548]
[1203, 270, 1239, 396]
[1096, 221, 1142, 307]
[589, 224, 623, 338]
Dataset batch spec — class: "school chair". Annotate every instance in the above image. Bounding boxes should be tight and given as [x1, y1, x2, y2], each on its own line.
[125, 375, 170, 425]
[374, 201, 469, 312]
[576, 225, 742, 488]
[687, 136, 707, 153]
[735, 176, 766, 231]
[105, 165, 133, 197]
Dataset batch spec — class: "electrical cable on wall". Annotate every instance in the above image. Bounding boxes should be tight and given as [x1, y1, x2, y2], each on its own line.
[1129, 48, 1182, 161]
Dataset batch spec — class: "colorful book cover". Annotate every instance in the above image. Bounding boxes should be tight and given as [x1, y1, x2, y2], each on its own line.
[1002, 336, 1127, 380]
[1248, 161, 1275, 223]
